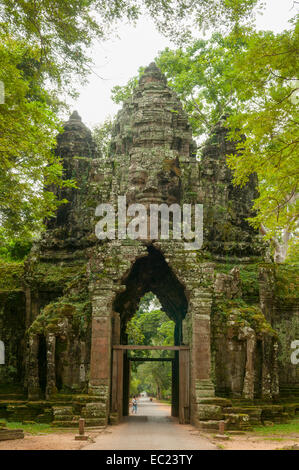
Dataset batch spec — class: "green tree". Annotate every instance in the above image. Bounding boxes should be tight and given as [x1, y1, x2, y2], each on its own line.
[138, 0, 262, 44]
[0, 0, 265, 245]
[157, 23, 299, 261]
[92, 118, 114, 159]
[126, 294, 175, 347]
[135, 361, 172, 399]
[0, 1, 142, 244]
[157, 34, 245, 139]
[127, 293, 175, 398]
[0, 33, 75, 243]
[0, 1, 141, 96]
[226, 23, 299, 262]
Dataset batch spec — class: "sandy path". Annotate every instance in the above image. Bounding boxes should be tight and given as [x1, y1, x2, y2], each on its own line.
[0, 430, 85, 450]
[83, 398, 217, 450]
[211, 434, 299, 450]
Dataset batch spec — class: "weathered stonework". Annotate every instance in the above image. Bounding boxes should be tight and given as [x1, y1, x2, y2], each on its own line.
[0, 63, 298, 428]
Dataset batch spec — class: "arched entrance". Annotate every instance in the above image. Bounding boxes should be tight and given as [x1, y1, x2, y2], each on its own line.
[110, 246, 190, 424]
[88, 242, 216, 427]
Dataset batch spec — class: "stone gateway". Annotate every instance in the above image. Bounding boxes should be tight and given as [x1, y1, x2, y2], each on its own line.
[0, 63, 298, 430]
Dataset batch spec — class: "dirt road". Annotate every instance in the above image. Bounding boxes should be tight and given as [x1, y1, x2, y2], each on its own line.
[83, 398, 217, 450]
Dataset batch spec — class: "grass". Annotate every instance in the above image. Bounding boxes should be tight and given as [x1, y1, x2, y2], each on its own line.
[2, 420, 74, 435]
[157, 399, 171, 405]
[252, 418, 299, 436]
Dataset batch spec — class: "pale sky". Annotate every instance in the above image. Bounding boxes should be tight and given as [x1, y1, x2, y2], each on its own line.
[66, 0, 297, 129]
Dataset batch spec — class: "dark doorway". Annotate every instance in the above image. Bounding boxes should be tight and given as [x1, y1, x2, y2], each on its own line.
[38, 335, 47, 397]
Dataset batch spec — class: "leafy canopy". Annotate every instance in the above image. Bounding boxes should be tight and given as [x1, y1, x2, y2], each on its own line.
[0, 33, 75, 243]
[1, 0, 257, 245]
[126, 292, 174, 398]
[126, 292, 175, 347]
[226, 23, 299, 258]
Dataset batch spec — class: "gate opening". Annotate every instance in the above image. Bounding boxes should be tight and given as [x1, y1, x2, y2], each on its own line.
[111, 247, 190, 424]
[128, 356, 173, 418]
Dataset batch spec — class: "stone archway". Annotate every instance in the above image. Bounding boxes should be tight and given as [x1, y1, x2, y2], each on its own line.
[87, 241, 216, 426]
[113, 245, 188, 345]
[111, 246, 189, 422]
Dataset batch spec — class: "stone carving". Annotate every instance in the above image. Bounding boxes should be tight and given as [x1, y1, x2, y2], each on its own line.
[0, 63, 298, 429]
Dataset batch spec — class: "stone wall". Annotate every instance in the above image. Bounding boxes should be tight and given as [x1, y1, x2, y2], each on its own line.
[0, 63, 298, 429]
[0, 262, 26, 391]
[260, 263, 299, 397]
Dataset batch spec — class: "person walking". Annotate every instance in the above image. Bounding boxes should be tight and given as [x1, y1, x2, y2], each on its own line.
[132, 396, 137, 414]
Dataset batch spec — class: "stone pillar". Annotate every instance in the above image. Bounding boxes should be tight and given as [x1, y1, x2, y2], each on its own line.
[79, 341, 86, 385]
[27, 335, 40, 400]
[88, 287, 115, 426]
[25, 289, 39, 328]
[272, 341, 280, 398]
[88, 292, 112, 426]
[189, 290, 215, 425]
[89, 315, 111, 397]
[262, 335, 274, 399]
[240, 327, 256, 400]
[192, 308, 215, 396]
[46, 333, 56, 399]
[177, 259, 216, 425]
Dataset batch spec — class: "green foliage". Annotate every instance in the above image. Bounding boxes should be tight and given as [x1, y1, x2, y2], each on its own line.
[127, 293, 175, 398]
[0, 32, 75, 243]
[130, 376, 141, 397]
[126, 293, 175, 347]
[252, 417, 299, 436]
[133, 361, 172, 399]
[0, 1, 142, 95]
[216, 298, 278, 337]
[215, 263, 260, 301]
[274, 263, 299, 304]
[141, 0, 262, 43]
[0, 0, 267, 245]
[27, 269, 91, 336]
[155, 20, 298, 257]
[226, 22, 299, 256]
[156, 34, 246, 138]
[92, 118, 114, 159]
[3, 419, 61, 434]
[0, 260, 24, 292]
[111, 67, 145, 104]
[239, 265, 260, 301]
[0, 239, 32, 261]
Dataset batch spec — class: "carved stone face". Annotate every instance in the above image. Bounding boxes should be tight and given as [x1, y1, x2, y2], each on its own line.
[126, 152, 181, 207]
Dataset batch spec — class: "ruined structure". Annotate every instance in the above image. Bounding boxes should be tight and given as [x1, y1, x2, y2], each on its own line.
[0, 63, 298, 429]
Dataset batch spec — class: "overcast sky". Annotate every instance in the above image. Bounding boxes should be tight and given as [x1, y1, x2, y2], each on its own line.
[66, 0, 297, 129]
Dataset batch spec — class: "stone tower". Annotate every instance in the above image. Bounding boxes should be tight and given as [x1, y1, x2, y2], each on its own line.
[0, 63, 297, 429]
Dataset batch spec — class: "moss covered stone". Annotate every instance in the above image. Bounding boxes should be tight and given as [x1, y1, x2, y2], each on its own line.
[0, 261, 24, 292]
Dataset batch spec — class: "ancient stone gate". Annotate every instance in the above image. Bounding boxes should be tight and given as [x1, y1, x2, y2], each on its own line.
[0, 63, 298, 430]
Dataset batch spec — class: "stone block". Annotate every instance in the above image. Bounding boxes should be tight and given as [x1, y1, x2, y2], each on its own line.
[197, 405, 223, 421]
[224, 413, 251, 430]
[0, 429, 24, 441]
[198, 420, 220, 431]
